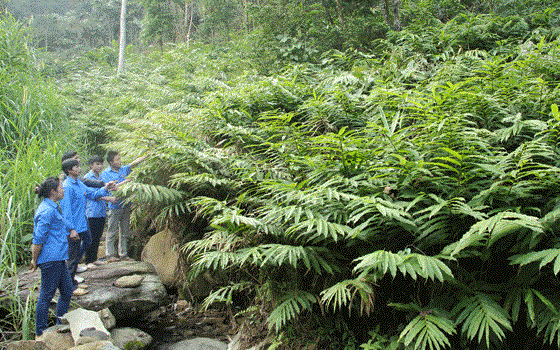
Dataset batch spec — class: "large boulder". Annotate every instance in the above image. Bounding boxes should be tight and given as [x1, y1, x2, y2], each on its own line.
[4, 260, 168, 321]
[5, 340, 49, 350]
[35, 325, 74, 350]
[141, 230, 181, 287]
[62, 309, 110, 345]
[75, 261, 168, 320]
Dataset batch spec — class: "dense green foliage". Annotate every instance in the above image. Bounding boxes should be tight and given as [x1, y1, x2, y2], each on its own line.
[52, 4, 560, 349]
[0, 15, 69, 340]
[4, 0, 560, 348]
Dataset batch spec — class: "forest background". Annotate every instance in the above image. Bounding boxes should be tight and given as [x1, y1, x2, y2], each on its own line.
[2, 0, 560, 349]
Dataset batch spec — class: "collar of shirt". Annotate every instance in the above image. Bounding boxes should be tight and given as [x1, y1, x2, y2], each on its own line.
[86, 170, 102, 180]
[67, 176, 80, 185]
[43, 198, 59, 210]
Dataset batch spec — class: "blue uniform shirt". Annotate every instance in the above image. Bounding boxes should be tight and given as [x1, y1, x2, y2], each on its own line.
[60, 177, 108, 233]
[33, 198, 73, 264]
[101, 165, 131, 210]
[84, 170, 108, 218]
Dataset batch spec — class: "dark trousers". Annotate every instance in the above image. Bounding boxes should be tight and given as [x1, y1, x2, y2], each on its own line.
[35, 260, 73, 336]
[67, 230, 91, 284]
[86, 217, 106, 264]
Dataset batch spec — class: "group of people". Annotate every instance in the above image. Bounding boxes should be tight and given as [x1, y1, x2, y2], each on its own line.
[31, 150, 146, 337]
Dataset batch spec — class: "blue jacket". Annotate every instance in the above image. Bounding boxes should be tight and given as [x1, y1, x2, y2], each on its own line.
[101, 165, 131, 210]
[60, 177, 108, 233]
[84, 170, 108, 218]
[33, 198, 73, 264]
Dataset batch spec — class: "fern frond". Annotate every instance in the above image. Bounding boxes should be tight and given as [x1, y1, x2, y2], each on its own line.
[453, 294, 512, 348]
[169, 172, 236, 190]
[398, 310, 455, 350]
[320, 278, 376, 315]
[443, 211, 543, 258]
[190, 250, 239, 274]
[287, 211, 354, 243]
[201, 282, 253, 310]
[153, 200, 192, 226]
[212, 210, 262, 228]
[267, 290, 317, 332]
[348, 196, 418, 235]
[354, 250, 453, 282]
[120, 182, 184, 205]
[510, 249, 560, 275]
[259, 244, 337, 274]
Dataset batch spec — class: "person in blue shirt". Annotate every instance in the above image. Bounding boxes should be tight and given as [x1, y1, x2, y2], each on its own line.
[31, 177, 79, 337]
[83, 155, 111, 266]
[61, 150, 105, 188]
[60, 159, 116, 287]
[101, 150, 146, 261]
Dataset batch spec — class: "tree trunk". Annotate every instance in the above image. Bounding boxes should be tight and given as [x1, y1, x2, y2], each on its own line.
[186, 1, 195, 47]
[382, 0, 391, 28]
[117, 0, 127, 75]
[333, 0, 345, 30]
[392, 0, 401, 31]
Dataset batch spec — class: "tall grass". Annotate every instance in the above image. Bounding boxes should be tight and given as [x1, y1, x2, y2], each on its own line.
[0, 14, 69, 341]
[0, 136, 65, 340]
[0, 14, 66, 154]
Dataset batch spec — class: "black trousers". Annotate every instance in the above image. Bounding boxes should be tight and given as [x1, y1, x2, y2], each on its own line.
[67, 230, 90, 284]
[86, 217, 106, 264]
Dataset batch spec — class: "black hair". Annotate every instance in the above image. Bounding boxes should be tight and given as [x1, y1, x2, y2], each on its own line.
[61, 159, 80, 176]
[106, 150, 119, 163]
[61, 151, 78, 162]
[88, 155, 104, 165]
[35, 177, 60, 198]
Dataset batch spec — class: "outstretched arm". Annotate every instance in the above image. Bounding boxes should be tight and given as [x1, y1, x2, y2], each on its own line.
[129, 155, 146, 169]
[100, 196, 118, 204]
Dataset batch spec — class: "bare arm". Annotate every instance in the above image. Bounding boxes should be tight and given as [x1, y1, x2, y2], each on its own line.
[129, 155, 146, 169]
[100, 196, 118, 204]
[31, 244, 42, 272]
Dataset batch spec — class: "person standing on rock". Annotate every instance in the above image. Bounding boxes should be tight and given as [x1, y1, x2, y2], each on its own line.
[31, 177, 78, 337]
[101, 150, 146, 261]
[60, 159, 116, 290]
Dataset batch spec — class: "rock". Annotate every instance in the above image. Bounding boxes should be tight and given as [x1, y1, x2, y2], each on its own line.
[226, 333, 241, 350]
[166, 338, 228, 350]
[114, 275, 144, 288]
[63, 309, 110, 345]
[75, 328, 110, 345]
[8, 261, 168, 322]
[110, 328, 152, 350]
[175, 300, 191, 312]
[98, 308, 116, 330]
[5, 340, 49, 350]
[141, 230, 181, 287]
[68, 341, 119, 350]
[35, 325, 74, 350]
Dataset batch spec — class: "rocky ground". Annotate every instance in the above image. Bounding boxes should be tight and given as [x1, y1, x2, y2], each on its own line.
[0, 229, 268, 350]
[0, 260, 238, 350]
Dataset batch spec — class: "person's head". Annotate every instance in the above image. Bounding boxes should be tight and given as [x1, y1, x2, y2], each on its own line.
[88, 155, 104, 174]
[106, 150, 121, 170]
[62, 151, 80, 163]
[61, 159, 81, 177]
[35, 177, 64, 201]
